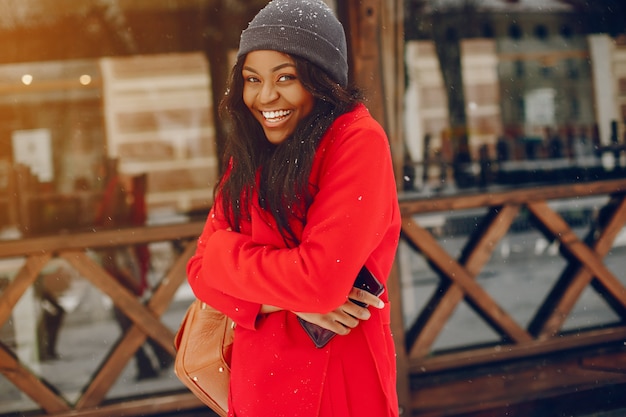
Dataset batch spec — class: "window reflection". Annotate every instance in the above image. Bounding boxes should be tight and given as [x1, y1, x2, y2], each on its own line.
[404, 0, 624, 193]
[0, 2, 267, 412]
[402, 0, 626, 356]
[0, 1, 624, 414]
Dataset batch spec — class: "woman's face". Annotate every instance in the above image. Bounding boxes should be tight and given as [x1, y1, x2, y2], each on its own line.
[242, 50, 315, 145]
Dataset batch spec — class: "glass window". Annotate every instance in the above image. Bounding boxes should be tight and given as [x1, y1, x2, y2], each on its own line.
[619, 78, 626, 96]
[509, 23, 523, 40]
[561, 24, 573, 38]
[0, 2, 625, 415]
[514, 60, 525, 77]
[534, 24, 548, 40]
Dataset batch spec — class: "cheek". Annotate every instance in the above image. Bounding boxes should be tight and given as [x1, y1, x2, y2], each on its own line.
[304, 96, 315, 114]
[242, 87, 255, 110]
[299, 89, 315, 114]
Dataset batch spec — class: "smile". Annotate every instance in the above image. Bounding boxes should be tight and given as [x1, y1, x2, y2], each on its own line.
[262, 109, 292, 122]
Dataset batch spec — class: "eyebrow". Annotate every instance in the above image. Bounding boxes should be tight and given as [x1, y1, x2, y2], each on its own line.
[243, 62, 296, 73]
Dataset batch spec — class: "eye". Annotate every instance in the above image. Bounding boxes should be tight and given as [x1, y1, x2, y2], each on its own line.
[244, 75, 260, 83]
[278, 74, 297, 82]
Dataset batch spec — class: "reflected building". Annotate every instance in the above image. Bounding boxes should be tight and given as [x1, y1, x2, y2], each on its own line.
[404, 0, 626, 188]
[0, 1, 267, 235]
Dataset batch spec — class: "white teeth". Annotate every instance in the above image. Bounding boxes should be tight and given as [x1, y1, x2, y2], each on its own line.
[262, 110, 291, 120]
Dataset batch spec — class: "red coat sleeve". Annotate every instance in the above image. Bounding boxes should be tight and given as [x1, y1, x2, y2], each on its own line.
[187, 206, 262, 330]
[188, 106, 400, 314]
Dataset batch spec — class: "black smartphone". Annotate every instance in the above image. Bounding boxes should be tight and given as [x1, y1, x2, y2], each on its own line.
[298, 266, 385, 348]
[350, 266, 385, 307]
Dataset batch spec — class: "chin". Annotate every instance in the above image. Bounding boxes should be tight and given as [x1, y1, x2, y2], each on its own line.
[265, 133, 290, 145]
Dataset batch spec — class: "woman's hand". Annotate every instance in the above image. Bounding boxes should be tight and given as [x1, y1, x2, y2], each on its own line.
[294, 288, 384, 335]
[347, 286, 385, 309]
[260, 304, 281, 314]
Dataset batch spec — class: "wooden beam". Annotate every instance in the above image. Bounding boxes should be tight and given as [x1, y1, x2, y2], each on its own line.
[60, 251, 176, 355]
[399, 178, 626, 215]
[0, 342, 71, 414]
[75, 241, 195, 408]
[531, 196, 626, 337]
[340, 1, 410, 413]
[527, 201, 626, 310]
[0, 222, 204, 258]
[407, 205, 520, 356]
[411, 348, 626, 417]
[36, 392, 205, 417]
[402, 217, 533, 347]
[410, 326, 626, 374]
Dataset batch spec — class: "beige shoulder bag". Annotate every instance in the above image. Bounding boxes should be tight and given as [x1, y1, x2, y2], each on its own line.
[174, 299, 235, 417]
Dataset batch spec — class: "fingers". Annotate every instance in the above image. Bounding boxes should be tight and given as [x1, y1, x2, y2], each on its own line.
[348, 287, 385, 309]
[311, 314, 353, 334]
[341, 301, 371, 321]
[294, 311, 353, 335]
[293, 286, 386, 338]
[335, 311, 360, 330]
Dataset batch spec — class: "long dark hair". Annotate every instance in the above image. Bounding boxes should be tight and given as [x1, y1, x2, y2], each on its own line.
[216, 54, 362, 246]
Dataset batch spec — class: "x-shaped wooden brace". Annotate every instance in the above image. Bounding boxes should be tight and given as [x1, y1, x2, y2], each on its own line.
[527, 196, 626, 339]
[0, 253, 71, 414]
[402, 204, 532, 358]
[67, 241, 196, 409]
[402, 194, 626, 360]
[0, 241, 195, 412]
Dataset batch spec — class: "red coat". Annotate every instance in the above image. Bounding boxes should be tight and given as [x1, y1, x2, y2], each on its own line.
[187, 104, 401, 417]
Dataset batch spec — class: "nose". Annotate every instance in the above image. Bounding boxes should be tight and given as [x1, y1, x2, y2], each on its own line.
[259, 82, 279, 104]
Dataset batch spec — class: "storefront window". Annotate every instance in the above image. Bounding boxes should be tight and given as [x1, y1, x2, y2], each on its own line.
[401, 0, 626, 356]
[0, 2, 266, 413]
[0, 1, 624, 415]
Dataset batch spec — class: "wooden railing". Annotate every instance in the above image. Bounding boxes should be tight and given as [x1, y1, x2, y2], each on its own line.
[395, 178, 626, 416]
[0, 223, 207, 416]
[1, 178, 626, 416]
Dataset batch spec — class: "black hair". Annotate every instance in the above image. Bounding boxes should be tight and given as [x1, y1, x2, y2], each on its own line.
[216, 54, 362, 246]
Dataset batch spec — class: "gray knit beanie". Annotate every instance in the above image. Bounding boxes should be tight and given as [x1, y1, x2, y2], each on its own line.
[237, 0, 348, 87]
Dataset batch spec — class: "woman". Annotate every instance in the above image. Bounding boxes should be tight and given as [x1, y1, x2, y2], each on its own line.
[187, 0, 401, 415]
